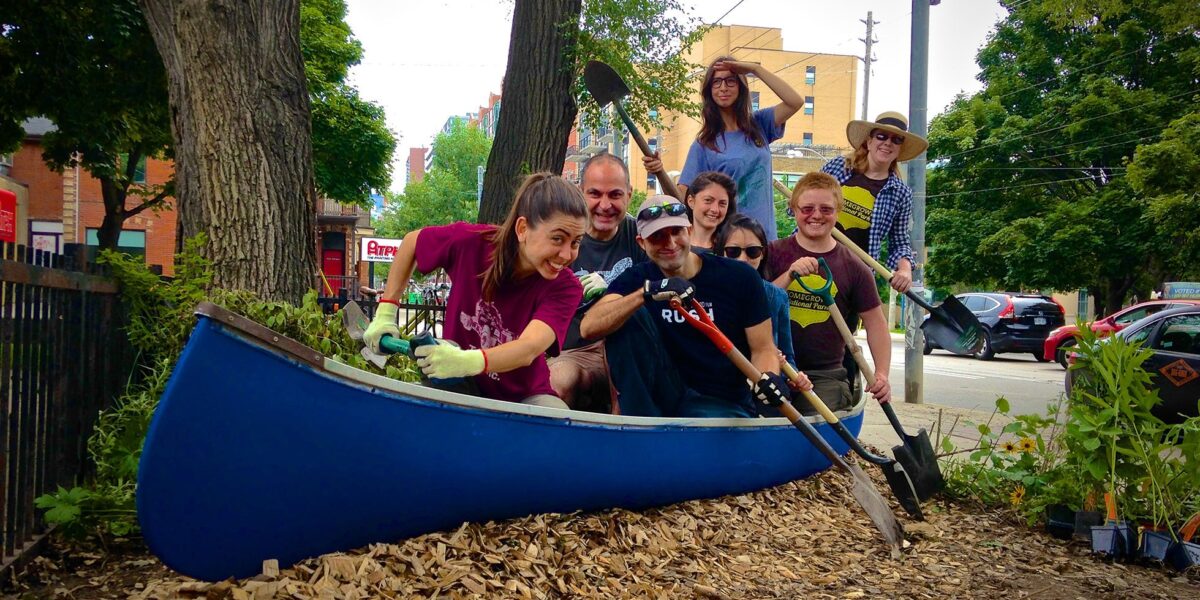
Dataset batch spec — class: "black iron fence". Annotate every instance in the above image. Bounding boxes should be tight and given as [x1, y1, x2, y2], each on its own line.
[0, 242, 134, 573]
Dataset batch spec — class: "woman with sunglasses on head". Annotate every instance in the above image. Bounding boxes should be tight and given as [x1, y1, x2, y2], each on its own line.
[642, 56, 802, 243]
[713, 214, 795, 370]
[364, 173, 587, 408]
[820, 111, 928, 294]
[685, 171, 737, 253]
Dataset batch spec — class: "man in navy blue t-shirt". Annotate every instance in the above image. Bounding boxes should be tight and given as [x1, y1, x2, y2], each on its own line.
[580, 195, 810, 417]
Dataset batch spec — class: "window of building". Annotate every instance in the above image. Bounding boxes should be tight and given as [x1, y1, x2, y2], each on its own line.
[803, 132, 813, 146]
[751, 91, 760, 112]
[85, 228, 146, 262]
[30, 220, 63, 255]
[805, 66, 816, 85]
[804, 96, 814, 115]
[119, 153, 148, 184]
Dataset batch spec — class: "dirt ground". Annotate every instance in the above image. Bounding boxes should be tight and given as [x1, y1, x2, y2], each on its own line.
[3, 468, 1197, 599]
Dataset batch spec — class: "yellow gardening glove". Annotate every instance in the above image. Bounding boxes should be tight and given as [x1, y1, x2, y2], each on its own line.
[363, 302, 400, 354]
[413, 342, 486, 379]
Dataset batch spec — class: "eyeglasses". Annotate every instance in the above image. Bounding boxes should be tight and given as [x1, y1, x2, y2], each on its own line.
[796, 205, 836, 216]
[722, 246, 764, 260]
[872, 131, 906, 145]
[710, 75, 739, 89]
[637, 203, 689, 222]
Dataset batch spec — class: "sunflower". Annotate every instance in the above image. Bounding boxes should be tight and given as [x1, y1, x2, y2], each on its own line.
[1001, 440, 1018, 454]
[1010, 485, 1026, 506]
[1018, 437, 1036, 453]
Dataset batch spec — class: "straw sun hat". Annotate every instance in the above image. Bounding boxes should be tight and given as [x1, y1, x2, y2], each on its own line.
[845, 111, 929, 162]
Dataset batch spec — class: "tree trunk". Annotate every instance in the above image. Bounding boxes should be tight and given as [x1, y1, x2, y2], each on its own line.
[140, 0, 317, 302]
[477, 0, 582, 224]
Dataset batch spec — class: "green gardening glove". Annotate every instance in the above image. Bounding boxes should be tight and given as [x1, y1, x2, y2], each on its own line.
[579, 272, 608, 302]
[364, 302, 401, 354]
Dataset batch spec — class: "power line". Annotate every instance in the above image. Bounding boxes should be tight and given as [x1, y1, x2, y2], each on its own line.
[711, 0, 748, 26]
[934, 86, 1199, 161]
[927, 174, 1120, 199]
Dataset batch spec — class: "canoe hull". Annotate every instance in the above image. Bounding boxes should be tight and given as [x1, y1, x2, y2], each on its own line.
[137, 309, 864, 581]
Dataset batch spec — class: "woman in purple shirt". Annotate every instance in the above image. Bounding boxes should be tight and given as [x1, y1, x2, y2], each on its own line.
[365, 173, 587, 407]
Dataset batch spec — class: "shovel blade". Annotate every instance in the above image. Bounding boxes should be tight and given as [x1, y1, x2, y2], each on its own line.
[583, 60, 630, 108]
[923, 295, 984, 355]
[890, 428, 945, 501]
[879, 462, 925, 520]
[847, 463, 905, 555]
[342, 301, 370, 342]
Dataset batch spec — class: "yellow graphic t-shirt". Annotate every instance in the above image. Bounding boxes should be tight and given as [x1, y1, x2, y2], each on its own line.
[786, 274, 839, 328]
[836, 172, 887, 253]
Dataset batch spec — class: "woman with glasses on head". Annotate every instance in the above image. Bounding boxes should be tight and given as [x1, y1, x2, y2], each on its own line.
[364, 173, 588, 408]
[642, 56, 802, 243]
[684, 171, 737, 253]
[713, 214, 795, 370]
[820, 111, 928, 294]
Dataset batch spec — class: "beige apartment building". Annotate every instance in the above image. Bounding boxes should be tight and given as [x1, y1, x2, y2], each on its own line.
[616, 24, 859, 193]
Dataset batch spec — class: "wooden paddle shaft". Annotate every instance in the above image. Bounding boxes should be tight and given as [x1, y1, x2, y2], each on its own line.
[610, 102, 683, 200]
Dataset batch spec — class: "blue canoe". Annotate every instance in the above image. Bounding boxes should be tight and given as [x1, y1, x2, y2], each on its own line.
[137, 302, 866, 581]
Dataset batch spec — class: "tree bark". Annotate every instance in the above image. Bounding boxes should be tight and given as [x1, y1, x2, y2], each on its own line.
[140, 0, 317, 302]
[477, 0, 582, 224]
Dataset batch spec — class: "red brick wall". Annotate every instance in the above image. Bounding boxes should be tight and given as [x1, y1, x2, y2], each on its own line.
[10, 141, 63, 221]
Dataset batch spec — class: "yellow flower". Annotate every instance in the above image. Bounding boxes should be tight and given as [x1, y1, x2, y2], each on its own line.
[1001, 440, 1018, 454]
[1019, 437, 1036, 453]
[1010, 485, 1026, 506]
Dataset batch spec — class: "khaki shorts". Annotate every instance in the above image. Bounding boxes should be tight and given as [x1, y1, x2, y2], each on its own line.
[548, 341, 617, 413]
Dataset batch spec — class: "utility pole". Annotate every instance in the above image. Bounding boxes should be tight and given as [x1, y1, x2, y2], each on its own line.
[859, 11, 878, 120]
[905, 0, 931, 404]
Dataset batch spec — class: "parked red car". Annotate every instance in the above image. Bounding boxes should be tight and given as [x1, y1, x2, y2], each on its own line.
[1043, 299, 1200, 368]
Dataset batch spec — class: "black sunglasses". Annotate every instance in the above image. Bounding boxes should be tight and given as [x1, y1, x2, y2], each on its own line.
[872, 131, 906, 145]
[637, 203, 688, 222]
[722, 246, 764, 260]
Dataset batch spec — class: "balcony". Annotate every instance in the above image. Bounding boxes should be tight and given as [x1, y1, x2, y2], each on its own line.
[579, 131, 605, 154]
[564, 144, 589, 163]
[317, 198, 370, 227]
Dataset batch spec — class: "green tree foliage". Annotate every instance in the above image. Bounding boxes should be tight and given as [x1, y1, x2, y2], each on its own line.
[0, 0, 393, 249]
[1126, 112, 1200, 282]
[378, 120, 493, 236]
[925, 0, 1199, 315]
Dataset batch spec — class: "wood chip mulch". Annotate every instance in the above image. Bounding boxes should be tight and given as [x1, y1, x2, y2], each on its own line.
[9, 465, 1199, 599]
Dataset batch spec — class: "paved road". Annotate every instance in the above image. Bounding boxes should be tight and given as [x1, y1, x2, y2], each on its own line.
[850, 334, 1066, 415]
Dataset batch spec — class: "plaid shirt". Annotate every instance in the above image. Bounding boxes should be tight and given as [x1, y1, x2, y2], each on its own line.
[821, 156, 914, 271]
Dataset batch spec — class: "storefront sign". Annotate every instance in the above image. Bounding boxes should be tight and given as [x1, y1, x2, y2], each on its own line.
[360, 236, 402, 263]
[1164, 282, 1200, 300]
[0, 190, 16, 243]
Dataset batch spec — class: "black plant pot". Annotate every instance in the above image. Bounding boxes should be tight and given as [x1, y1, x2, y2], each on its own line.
[1045, 505, 1075, 540]
[1138, 530, 1175, 564]
[1074, 510, 1103, 540]
[1091, 522, 1135, 559]
[1168, 540, 1200, 573]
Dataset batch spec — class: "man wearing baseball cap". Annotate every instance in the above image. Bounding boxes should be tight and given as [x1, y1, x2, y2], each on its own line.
[579, 195, 810, 417]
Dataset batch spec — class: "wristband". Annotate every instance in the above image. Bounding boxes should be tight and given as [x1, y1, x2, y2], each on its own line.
[481, 349, 489, 374]
[378, 298, 400, 307]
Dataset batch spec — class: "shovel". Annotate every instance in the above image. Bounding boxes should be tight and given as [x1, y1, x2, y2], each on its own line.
[769, 178, 982, 356]
[667, 296, 904, 555]
[791, 263, 945, 502]
[778, 359, 923, 519]
[583, 60, 682, 199]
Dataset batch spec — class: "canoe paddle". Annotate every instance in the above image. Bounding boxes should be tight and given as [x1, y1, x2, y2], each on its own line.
[769, 178, 983, 356]
[583, 60, 682, 199]
[791, 264, 945, 503]
[777, 359, 923, 519]
[667, 297, 904, 555]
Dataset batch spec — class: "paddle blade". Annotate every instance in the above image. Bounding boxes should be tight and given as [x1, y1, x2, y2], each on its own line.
[847, 463, 906, 555]
[583, 60, 629, 108]
[891, 428, 945, 501]
[924, 295, 985, 355]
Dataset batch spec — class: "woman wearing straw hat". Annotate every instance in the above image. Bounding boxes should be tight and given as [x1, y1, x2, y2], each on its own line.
[821, 111, 928, 293]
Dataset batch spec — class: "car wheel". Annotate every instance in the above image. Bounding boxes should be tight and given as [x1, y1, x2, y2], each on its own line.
[1055, 339, 1076, 369]
[975, 329, 995, 361]
[923, 340, 933, 355]
[1032, 352, 1050, 363]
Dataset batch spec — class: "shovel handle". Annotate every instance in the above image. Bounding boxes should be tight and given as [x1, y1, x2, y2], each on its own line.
[828, 228, 941, 314]
[780, 362, 839, 425]
[610, 102, 682, 200]
[788, 272, 875, 382]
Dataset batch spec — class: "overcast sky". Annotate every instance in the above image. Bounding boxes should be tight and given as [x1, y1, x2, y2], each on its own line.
[344, 0, 1011, 191]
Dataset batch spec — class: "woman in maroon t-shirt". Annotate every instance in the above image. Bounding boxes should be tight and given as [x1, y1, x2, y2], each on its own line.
[365, 173, 588, 406]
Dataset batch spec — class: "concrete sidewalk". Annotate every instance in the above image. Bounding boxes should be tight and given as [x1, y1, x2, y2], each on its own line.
[854, 398, 1009, 453]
